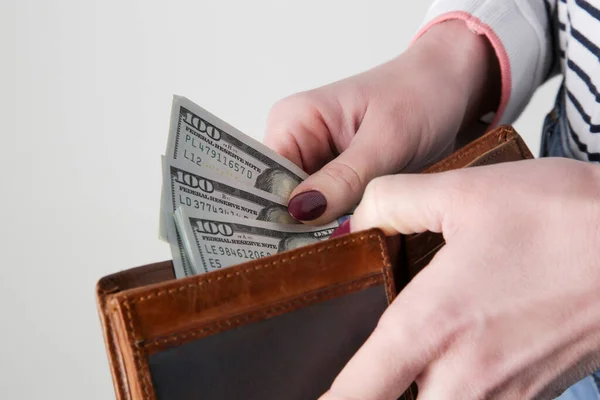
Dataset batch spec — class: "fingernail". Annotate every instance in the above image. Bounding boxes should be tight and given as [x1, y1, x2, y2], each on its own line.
[330, 219, 351, 239]
[288, 190, 327, 221]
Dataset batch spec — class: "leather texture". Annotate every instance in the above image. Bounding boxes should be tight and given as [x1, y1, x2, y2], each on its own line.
[148, 284, 388, 400]
[96, 125, 533, 400]
[99, 230, 397, 400]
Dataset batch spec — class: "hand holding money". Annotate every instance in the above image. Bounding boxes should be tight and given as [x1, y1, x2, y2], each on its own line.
[263, 21, 501, 225]
[160, 96, 342, 278]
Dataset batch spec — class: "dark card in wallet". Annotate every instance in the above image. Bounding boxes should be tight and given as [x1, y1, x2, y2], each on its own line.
[97, 125, 533, 400]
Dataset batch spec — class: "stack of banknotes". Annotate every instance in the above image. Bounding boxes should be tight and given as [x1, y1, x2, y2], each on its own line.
[160, 96, 343, 278]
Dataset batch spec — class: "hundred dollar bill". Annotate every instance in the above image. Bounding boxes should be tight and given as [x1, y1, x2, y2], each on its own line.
[167, 96, 308, 199]
[162, 157, 300, 277]
[163, 158, 297, 226]
[174, 208, 338, 275]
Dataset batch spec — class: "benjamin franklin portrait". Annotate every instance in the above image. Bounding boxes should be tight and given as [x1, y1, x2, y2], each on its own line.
[256, 205, 297, 224]
[255, 168, 302, 199]
[277, 234, 320, 253]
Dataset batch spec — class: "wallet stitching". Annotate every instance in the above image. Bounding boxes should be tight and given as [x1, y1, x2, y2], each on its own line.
[100, 294, 130, 399]
[100, 299, 129, 399]
[123, 301, 152, 400]
[142, 275, 383, 351]
[374, 233, 395, 302]
[110, 311, 129, 399]
[127, 233, 380, 304]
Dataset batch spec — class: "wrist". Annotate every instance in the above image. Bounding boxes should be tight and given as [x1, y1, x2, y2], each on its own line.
[408, 20, 500, 134]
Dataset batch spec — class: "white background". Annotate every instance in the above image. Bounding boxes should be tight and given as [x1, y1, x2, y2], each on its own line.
[1, 1, 560, 398]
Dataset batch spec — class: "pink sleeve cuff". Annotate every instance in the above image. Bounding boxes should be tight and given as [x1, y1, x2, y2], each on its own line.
[411, 12, 511, 129]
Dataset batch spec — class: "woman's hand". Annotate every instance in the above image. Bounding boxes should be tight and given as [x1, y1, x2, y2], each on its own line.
[322, 158, 600, 400]
[264, 20, 499, 225]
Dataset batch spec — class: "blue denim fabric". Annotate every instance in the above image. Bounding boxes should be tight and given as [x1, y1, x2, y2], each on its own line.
[539, 86, 573, 159]
[540, 86, 600, 400]
[556, 373, 600, 400]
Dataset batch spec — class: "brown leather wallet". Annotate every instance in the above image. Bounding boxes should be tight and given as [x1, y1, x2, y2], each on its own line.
[97, 125, 533, 400]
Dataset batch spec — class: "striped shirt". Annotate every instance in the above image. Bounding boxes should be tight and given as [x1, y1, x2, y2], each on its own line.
[417, 0, 600, 162]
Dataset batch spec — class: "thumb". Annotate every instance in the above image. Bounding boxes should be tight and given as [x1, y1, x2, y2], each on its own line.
[322, 173, 462, 400]
[287, 144, 372, 224]
[350, 172, 457, 236]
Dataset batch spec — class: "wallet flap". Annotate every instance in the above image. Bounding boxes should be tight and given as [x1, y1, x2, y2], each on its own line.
[108, 229, 394, 354]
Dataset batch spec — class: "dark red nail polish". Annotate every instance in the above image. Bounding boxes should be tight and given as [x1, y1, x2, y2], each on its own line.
[288, 190, 327, 221]
[330, 219, 351, 239]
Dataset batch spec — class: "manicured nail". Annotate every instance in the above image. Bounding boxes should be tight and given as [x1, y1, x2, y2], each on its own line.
[330, 219, 351, 239]
[288, 190, 327, 221]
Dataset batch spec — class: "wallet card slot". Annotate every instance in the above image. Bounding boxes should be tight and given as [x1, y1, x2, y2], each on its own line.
[466, 139, 528, 168]
[424, 125, 529, 174]
[424, 125, 515, 173]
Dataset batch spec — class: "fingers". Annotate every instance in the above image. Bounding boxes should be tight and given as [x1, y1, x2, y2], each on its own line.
[286, 111, 418, 225]
[264, 92, 368, 225]
[323, 172, 480, 399]
[349, 172, 459, 236]
[265, 88, 425, 224]
[264, 92, 343, 174]
[286, 145, 371, 224]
